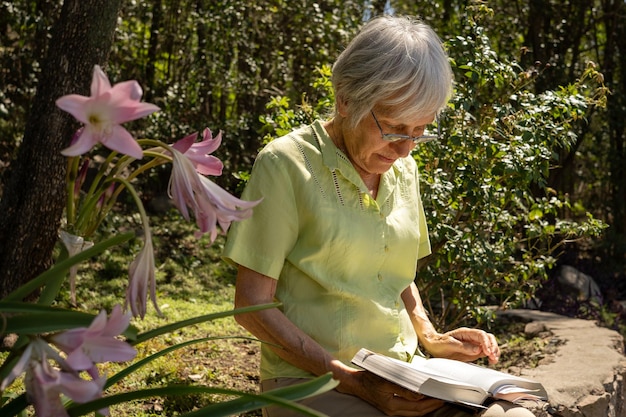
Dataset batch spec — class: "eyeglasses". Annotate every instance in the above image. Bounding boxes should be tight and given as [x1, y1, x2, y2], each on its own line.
[371, 111, 440, 144]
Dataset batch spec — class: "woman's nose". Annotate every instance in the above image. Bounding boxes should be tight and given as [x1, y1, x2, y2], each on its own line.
[390, 139, 416, 157]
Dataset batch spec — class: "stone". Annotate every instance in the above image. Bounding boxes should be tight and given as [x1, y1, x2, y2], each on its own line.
[577, 394, 609, 417]
[556, 265, 603, 303]
[524, 321, 547, 336]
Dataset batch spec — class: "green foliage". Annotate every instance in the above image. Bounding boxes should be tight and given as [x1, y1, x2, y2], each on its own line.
[413, 11, 608, 329]
[259, 65, 335, 143]
[107, 0, 363, 191]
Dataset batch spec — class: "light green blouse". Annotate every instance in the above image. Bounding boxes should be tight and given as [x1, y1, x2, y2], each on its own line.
[222, 120, 431, 380]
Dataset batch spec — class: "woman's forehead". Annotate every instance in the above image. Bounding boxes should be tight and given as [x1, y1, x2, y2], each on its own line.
[375, 108, 436, 125]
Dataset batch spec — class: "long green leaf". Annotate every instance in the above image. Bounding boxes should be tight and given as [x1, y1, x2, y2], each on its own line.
[0, 392, 28, 417]
[105, 336, 258, 388]
[132, 302, 280, 344]
[2, 312, 96, 334]
[180, 375, 338, 417]
[0, 308, 137, 340]
[0, 301, 85, 313]
[3, 232, 134, 302]
[66, 375, 337, 417]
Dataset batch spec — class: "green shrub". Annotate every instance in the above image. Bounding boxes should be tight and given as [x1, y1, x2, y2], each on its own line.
[415, 14, 607, 329]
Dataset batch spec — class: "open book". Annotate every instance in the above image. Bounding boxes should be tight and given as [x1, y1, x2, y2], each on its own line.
[351, 348, 548, 409]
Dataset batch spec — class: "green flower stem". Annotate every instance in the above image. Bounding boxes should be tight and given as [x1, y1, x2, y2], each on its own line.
[125, 151, 172, 182]
[98, 152, 172, 216]
[68, 138, 175, 235]
[69, 151, 118, 235]
[137, 138, 176, 154]
[73, 185, 110, 236]
[110, 176, 151, 240]
[65, 156, 81, 225]
[78, 151, 119, 211]
[73, 146, 173, 236]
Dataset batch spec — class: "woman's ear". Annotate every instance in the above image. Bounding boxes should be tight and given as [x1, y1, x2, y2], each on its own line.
[336, 95, 349, 117]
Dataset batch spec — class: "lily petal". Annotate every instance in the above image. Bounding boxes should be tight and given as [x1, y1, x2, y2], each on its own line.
[60, 128, 101, 157]
[56, 65, 159, 158]
[102, 125, 144, 159]
[126, 237, 159, 318]
[168, 148, 261, 242]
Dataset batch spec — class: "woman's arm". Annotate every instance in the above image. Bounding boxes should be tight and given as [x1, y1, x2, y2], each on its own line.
[234, 265, 443, 416]
[401, 282, 500, 364]
[234, 264, 348, 380]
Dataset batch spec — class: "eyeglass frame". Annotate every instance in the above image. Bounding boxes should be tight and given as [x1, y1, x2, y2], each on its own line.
[371, 111, 440, 144]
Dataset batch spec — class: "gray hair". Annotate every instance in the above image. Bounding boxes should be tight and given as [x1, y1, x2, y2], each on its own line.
[331, 15, 453, 128]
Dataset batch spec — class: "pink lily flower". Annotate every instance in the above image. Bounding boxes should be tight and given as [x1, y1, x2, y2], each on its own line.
[26, 358, 107, 417]
[2, 339, 109, 417]
[172, 128, 224, 176]
[56, 65, 159, 159]
[1, 342, 34, 391]
[198, 175, 260, 240]
[125, 235, 160, 318]
[50, 304, 137, 369]
[168, 148, 261, 242]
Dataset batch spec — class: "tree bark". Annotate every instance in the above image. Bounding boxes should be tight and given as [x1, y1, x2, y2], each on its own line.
[604, 0, 626, 239]
[0, 0, 123, 297]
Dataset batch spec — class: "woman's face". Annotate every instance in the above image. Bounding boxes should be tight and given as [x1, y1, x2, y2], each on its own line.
[342, 108, 436, 176]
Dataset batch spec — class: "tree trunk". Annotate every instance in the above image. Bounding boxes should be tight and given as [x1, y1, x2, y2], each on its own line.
[0, 0, 123, 298]
[605, 0, 626, 240]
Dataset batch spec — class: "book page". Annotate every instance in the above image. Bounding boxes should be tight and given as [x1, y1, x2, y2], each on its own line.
[352, 349, 548, 406]
[492, 385, 544, 403]
[411, 356, 546, 399]
[351, 349, 488, 407]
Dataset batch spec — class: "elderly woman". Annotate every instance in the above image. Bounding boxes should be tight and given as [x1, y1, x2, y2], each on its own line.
[223, 15, 536, 417]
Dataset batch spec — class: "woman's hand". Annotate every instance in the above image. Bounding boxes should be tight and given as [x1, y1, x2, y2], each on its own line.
[421, 327, 500, 364]
[339, 368, 444, 417]
[400, 283, 500, 364]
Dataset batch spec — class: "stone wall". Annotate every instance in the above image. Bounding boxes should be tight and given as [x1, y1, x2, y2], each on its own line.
[498, 310, 626, 417]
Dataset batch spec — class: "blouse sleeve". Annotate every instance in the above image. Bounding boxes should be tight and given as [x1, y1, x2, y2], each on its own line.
[222, 142, 300, 279]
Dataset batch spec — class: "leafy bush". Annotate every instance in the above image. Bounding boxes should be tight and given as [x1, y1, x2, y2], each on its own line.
[415, 15, 607, 329]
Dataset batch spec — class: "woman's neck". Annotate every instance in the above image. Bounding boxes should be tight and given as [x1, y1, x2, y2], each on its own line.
[323, 117, 380, 198]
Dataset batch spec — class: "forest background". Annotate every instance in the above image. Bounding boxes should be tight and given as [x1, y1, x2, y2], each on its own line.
[0, 0, 625, 331]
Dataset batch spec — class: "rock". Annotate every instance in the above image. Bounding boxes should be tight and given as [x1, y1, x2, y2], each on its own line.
[577, 394, 609, 417]
[524, 321, 547, 337]
[556, 265, 603, 304]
